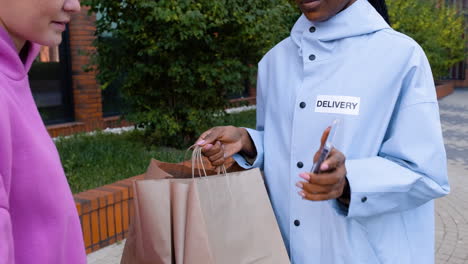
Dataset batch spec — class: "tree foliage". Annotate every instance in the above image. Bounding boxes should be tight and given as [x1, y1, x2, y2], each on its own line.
[84, 0, 299, 147]
[388, 0, 465, 80]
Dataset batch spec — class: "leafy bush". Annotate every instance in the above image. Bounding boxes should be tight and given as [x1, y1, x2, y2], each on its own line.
[388, 0, 465, 80]
[83, 0, 298, 147]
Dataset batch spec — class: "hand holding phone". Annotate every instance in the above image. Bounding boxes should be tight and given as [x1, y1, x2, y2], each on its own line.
[311, 119, 341, 174]
[297, 119, 347, 201]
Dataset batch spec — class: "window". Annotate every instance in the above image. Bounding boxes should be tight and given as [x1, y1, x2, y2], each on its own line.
[29, 27, 74, 125]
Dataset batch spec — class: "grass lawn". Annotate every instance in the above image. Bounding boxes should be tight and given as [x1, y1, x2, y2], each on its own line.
[56, 110, 256, 193]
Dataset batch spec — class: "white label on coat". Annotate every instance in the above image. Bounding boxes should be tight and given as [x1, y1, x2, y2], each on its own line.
[315, 95, 360, 115]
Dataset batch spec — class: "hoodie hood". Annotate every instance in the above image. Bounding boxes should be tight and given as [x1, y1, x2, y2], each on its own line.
[0, 26, 41, 81]
[291, 0, 390, 57]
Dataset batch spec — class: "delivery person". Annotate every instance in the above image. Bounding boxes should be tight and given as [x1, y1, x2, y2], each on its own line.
[196, 0, 450, 263]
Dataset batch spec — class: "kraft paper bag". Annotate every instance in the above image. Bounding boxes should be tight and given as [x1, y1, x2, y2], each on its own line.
[121, 149, 290, 264]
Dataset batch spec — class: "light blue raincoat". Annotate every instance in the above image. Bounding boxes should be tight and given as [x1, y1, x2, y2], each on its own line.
[234, 0, 450, 263]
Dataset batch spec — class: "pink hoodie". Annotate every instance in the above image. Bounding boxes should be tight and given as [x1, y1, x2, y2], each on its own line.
[0, 27, 86, 263]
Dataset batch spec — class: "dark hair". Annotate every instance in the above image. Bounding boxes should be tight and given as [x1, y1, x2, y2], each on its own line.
[368, 0, 390, 25]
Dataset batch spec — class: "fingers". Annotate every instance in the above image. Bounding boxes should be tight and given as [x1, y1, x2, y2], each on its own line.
[319, 126, 331, 150]
[196, 126, 245, 160]
[297, 175, 347, 201]
[320, 148, 346, 172]
[207, 147, 224, 162]
[297, 155, 347, 201]
[208, 144, 225, 166]
[313, 126, 331, 162]
[202, 141, 222, 156]
[300, 168, 345, 185]
[299, 188, 343, 201]
[201, 141, 225, 167]
[296, 181, 331, 194]
[210, 159, 225, 167]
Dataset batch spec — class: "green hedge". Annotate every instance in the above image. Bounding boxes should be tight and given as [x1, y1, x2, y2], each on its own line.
[83, 0, 298, 147]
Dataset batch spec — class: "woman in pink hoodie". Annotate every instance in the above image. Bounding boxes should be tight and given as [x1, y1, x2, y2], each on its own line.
[0, 0, 86, 263]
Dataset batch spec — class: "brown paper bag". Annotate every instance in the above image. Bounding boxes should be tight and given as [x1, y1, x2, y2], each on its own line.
[121, 157, 290, 264]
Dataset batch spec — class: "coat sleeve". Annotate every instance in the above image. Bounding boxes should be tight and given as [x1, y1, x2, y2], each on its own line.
[0, 92, 14, 263]
[232, 61, 266, 170]
[334, 46, 450, 218]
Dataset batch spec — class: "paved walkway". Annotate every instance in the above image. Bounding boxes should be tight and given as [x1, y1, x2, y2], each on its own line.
[435, 88, 468, 264]
[88, 88, 468, 264]
[87, 239, 125, 264]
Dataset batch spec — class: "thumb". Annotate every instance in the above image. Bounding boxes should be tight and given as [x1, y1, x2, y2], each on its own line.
[314, 126, 331, 162]
[196, 128, 221, 146]
[319, 126, 331, 150]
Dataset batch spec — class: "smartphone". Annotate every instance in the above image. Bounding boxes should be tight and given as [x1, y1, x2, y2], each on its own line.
[311, 119, 341, 174]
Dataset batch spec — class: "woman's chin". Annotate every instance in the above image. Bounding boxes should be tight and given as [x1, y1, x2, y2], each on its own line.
[35, 33, 63, 47]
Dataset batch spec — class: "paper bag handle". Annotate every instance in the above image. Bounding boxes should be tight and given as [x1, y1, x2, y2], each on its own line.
[186, 145, 233, 199]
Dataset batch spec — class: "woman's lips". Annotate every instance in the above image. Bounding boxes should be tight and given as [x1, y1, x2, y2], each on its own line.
[51, 21, 67, 31]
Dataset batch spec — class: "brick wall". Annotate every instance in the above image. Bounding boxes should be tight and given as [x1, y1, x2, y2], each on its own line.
[74, 175, 143, 253]
[47, 8, 133, 137]
[69, 7, 102, 123]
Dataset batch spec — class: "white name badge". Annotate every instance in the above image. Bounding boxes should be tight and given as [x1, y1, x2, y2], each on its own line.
[315, 95, 360, 115]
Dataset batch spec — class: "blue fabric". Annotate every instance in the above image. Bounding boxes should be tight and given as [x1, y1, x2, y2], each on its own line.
[233, 0, 450, 263]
